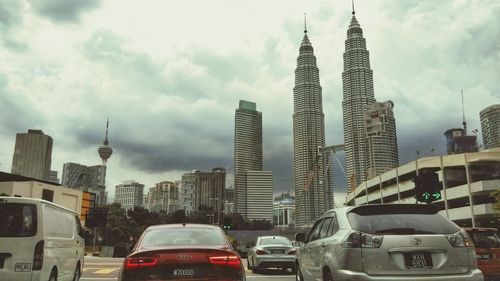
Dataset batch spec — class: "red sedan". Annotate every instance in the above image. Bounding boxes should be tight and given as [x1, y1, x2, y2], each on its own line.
[118, 223, 245, 281]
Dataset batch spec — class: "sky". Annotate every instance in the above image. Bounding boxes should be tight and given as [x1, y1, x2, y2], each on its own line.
[0, 0, 498, 202]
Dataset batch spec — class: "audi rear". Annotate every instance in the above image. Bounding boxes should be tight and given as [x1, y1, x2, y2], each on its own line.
[118, 223, 245, 281]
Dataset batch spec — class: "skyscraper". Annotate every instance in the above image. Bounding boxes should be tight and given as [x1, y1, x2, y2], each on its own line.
[292, 25, 329, 227]
[11, 129, 53, 181]
[444, 128, 478, 154]
[342, 9, 399, 187]
[480, 104, 500, 149]
[234, 100, 263, 219]
[366, 101, 399, 178]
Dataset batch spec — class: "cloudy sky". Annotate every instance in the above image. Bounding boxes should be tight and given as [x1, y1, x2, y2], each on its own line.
[0, 0, 498, 201]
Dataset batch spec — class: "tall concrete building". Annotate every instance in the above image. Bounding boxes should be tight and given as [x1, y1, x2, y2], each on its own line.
[114, 180, 144, 211]
[61, 162, 107, 205]
[192, 168, 226, 224]
[11, 130, 53, 181]
[366, 101, 399, 179]
[234, 100, 263, 219]
[480, 104, 500, 149]
[180, 172, 195, 215]
[245, 170, 273, 222]
[146, 181, 180, 214]
[292, 25, 329, 227]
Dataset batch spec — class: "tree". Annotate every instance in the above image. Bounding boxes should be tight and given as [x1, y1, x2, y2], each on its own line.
[97, 203, 134, 247]
[491, 190, 500, 215]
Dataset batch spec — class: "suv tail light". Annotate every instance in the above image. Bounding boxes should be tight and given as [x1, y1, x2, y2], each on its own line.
[33, 240, 44, 270]
[446, 229, 474, 248]
[124, 256, 159, 269]
[341, 231, 383, 248]
[209, 255, 241, 268]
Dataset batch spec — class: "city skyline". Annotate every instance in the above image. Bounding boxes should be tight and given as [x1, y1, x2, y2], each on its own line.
[0, 1, 498, 199]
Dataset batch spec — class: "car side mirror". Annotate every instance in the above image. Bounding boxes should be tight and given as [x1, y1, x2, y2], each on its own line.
[295, 232, 306, 243]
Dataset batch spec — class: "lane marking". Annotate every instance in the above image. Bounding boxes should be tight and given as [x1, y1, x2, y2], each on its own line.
[84, 263, 123, 266]
[81, 278, 117, 280]
[93, 268, 118, 274]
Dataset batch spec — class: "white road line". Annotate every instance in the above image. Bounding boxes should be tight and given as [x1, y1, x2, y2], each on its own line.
[80, 278, 117, 281]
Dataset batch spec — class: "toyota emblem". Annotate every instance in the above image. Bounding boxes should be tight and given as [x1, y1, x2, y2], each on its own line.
[410, 238, 422, 246]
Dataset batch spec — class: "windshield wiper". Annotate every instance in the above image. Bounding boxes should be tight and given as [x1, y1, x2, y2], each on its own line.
[374, 228, 436, 234]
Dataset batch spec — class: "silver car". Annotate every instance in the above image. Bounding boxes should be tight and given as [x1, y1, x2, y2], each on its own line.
[295, 204, 484, 281]
[247, 236, 296, 274]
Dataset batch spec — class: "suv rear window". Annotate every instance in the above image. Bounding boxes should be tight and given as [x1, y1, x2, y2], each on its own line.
[347, 205, 460, 235]
[0, 203, 37, 237]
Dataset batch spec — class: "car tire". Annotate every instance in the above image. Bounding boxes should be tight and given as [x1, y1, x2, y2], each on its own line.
[291, 264, 297, 274]
[251, 264, 259, 274]
[48, 269, 57, 281]
[73, 263, 81, 281]
[296, 264, 303, 281]
[323, 269, 333, 281]
[247, 257, 252, 270]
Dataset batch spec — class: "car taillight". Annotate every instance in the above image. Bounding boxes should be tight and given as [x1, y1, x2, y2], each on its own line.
[33, 240, 44, 270]
[256, 250, 268, 255]
[341, 231, 383, 248]
[209, 255, 241, 268]
[446, 229, 474, 248]
[288, 250, 297, 255]
[124, 257, 159, 269]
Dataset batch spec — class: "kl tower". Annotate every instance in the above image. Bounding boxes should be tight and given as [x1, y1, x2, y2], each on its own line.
[97, 119, 113, 204]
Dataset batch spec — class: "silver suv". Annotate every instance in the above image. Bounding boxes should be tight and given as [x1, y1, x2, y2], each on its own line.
[295, 204, 484, 281]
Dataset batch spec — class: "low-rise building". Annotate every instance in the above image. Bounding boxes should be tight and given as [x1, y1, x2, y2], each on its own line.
[345, 148, 500, 228]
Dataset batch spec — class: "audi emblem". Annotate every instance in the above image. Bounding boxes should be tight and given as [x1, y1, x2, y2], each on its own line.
[410, 238, 422, 246]
[176, 254, 193, 261]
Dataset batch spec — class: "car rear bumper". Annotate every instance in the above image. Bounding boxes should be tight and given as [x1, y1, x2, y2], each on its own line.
[253, 255, 295, 269]
[333, 268, 484, 281]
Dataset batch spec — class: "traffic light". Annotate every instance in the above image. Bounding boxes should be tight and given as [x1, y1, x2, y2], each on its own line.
[414, 172, 441, 203]
[222, 216, 232, 233]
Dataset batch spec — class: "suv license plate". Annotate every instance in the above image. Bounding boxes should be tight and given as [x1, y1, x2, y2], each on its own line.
[404, 252, 433, 269]
[477, 253, 491, 260]
[174, 269, 194, 277]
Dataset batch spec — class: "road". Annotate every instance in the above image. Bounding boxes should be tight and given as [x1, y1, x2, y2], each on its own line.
[81, 256, 295, 281]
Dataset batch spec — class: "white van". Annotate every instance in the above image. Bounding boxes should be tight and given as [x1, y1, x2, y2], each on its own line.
[0, 197, 85, 281]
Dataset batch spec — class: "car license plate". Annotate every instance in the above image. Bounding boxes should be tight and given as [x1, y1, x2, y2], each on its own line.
[173, 268, 194, 277]
[404, 252, 433, 269]
[15, 263, 32, 272]
[272, 250, 285, 254]
[476, 253, 491, 260]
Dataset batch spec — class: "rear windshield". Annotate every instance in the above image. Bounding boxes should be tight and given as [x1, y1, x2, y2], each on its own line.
[347, 209, 460, 235]
[259, 237, 292, 246]
[141, 227, 226, 247]
[0, 203, 37, 237]
[468, 231, 500, 248]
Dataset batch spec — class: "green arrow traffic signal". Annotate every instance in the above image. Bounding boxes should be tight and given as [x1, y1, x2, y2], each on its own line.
[432, 192, 441, 200]
[422, 192, 430, 200]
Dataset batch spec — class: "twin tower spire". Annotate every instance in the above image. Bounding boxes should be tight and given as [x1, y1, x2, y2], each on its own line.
[293, 3, 399, 227]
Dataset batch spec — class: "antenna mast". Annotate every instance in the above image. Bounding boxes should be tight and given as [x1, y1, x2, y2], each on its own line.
[461, 90, 467, 135]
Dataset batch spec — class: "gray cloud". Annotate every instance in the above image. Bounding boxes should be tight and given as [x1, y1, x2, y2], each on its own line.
[29, 0, 101, 23]
[0, 1, 29, 52]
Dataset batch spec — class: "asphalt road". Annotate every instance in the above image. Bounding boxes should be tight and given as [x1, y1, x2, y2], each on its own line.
[81, 256, 295, 281]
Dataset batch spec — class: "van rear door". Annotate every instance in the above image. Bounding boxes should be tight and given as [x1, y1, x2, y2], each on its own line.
[0, 200, 39, 281]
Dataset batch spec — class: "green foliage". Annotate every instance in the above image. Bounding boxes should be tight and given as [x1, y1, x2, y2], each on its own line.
[491, 190, 500, 215]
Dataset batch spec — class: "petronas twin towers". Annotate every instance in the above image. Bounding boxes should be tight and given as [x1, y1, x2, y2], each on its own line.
[293, 10, 399, 226]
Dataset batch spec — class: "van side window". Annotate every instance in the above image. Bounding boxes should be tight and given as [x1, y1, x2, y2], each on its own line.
[75, 216, 84, 238]
[308, 219, 324, 242]
[319, 217, 333, 239]
[45, 206, 74, 238]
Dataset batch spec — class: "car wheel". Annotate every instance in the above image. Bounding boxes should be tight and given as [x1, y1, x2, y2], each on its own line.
[295, 264, 303, 281]
[48, 269, 57, 281]
[73, 263, 81, 281]
[247, 257, 252, 270]
[323, 269, 333, 281]
[251, 262, 259, 274]
[291, 264, 297, 274]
